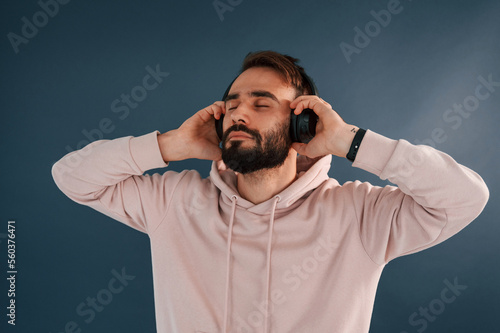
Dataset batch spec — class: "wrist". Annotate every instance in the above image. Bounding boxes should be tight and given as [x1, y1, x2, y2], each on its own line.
[331, 124, 359, 158]
[158, 130, 186, 162]
[346, 127, 366, 162]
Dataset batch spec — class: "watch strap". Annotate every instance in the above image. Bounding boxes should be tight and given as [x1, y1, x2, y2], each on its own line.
[346, 128, 366, 162]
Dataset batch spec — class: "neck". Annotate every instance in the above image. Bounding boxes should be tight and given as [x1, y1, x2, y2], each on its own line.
[236, 150, 297, 205]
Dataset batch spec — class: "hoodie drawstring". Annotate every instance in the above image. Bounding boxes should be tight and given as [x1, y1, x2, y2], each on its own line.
[223, 195, 238, 333]
[263, 195, 280, 333]
[222, 194, 281, 333]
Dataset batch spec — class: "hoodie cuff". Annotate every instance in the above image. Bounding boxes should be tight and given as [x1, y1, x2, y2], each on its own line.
[352, 130, 398, 178]
[129, 130, 169, 172]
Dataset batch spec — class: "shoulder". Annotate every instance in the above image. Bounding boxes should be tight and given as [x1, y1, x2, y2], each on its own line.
[316, 178, 399, 200]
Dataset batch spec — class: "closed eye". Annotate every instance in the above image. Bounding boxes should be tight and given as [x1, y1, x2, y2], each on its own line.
[227, 104, 269, 111]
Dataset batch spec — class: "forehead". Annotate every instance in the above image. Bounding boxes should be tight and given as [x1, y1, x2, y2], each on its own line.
[228, 67, 296, 99]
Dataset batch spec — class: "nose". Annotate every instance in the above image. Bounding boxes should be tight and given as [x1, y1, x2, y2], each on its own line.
[229, 102, 251, 125]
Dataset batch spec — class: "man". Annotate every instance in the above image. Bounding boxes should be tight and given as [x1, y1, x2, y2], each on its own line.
[52, 50, 489, 333]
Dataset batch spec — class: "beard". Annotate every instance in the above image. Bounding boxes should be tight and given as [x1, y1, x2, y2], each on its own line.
[221, 118, 293, 174]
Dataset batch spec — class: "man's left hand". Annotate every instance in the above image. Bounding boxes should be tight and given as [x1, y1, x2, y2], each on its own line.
[289, 95, 359, 159]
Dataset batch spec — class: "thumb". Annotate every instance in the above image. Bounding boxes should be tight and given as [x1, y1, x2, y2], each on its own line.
[291, 142, 307, 156]
[209, 146, 222, 161]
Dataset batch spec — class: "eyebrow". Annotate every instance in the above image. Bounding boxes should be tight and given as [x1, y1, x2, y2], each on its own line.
[225, 90, 280, 105]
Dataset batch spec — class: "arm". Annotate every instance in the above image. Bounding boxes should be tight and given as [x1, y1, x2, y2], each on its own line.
[289, 95, 489, 265]
[51, 101, 226, 234]
[51, 131, 180, 234]
[350, 130, 489, 264]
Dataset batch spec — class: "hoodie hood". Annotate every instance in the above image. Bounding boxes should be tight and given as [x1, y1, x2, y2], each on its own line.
[210, 154, 333, 214]
[209, 154, 332, 333]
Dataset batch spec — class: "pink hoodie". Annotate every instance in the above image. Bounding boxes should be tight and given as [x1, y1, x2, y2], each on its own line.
[51, 129, 488, 333]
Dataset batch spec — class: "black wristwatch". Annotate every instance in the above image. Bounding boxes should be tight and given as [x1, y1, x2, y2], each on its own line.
[346, 128, 366, 162]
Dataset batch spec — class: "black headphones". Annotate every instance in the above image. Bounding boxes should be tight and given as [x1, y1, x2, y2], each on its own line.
[215, 69, 319, 144]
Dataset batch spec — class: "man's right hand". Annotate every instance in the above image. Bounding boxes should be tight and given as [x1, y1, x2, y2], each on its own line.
[157, 101, 226, 162]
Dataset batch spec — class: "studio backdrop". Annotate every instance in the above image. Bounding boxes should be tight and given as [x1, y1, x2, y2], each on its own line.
[1, 0, 499, 332]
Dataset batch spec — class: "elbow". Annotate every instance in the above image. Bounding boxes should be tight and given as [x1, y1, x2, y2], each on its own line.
[51, 158, 73, 192]
[51, 158, 81, 200]
[51, 157, 108, 205]
[465, 174, 489, 221]
[51, 159, 65, 191]
[475, 178, 489, 215]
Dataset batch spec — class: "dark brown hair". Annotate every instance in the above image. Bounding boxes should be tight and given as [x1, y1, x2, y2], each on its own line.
[240, 50, 313, 97]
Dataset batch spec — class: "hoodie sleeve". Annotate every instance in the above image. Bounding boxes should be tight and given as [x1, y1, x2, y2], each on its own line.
[349, 130, 489, 265]
[51, 130, 186, 234]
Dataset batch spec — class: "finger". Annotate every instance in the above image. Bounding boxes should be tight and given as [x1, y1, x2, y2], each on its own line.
[293, 102, 304, 115]
[199, 105, 220, 122]
[213, 101, 225, 119]
[290, 95, 309, 109]
[319, 98, 332, 108]
[219, 101, 226, 115]
[290, 94, 321, 108]
[215, 102, 227, 119]
[294, 98, 321, 115]
[309, 99, 333, 118]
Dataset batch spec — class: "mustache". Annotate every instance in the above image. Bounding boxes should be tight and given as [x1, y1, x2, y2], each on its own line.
[223, 124, 262, 142]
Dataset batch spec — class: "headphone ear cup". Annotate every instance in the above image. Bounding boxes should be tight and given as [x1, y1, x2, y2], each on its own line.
[290, 111, 300, 143]
[218, 76, 237, 142]
[291, 70, 319, 144]
[220, 69, 318, 144]
[215, 114, 224, 141]
[290, 108, 318, 144]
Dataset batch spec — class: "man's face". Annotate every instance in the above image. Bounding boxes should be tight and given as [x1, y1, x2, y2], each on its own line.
[220, 67, 297, 174]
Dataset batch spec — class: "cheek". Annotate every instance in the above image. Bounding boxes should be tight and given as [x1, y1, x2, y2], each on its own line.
[222, 113, 231, 130]
[278, 111, 292, 129]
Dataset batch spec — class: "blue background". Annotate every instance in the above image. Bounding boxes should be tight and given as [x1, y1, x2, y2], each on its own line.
[1, 0, 499, 332]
